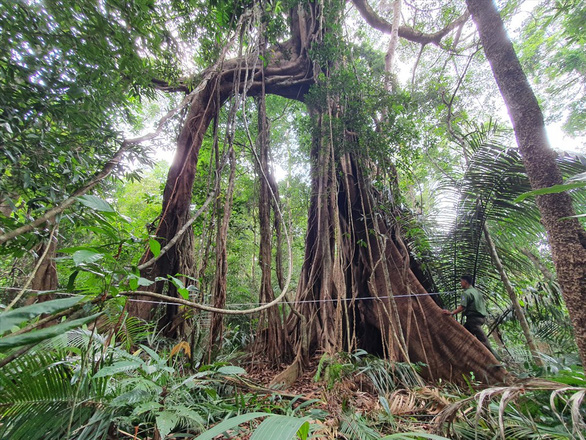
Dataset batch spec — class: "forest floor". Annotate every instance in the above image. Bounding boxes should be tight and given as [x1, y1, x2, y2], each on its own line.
[243, 354, 446, 438]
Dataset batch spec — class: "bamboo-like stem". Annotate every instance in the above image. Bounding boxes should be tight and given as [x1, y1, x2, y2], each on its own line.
[483, 223, 543, 366]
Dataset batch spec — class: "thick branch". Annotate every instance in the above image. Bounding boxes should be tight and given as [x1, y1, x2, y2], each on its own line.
[352, 0, 470, 46]
[151, 78, 190, 94]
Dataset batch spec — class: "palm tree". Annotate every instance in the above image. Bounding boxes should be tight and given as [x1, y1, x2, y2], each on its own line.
[427, 121, 585, 363]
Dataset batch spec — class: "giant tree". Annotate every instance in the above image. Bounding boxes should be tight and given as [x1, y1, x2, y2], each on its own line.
[131, 0, 506, 383]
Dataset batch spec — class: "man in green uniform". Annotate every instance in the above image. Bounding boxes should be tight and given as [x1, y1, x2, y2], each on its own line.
[443, 275, 494, 353]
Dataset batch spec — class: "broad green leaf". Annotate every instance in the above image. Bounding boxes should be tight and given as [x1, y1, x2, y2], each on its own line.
[128, 275, 154, 291]
[178, 287, 189, 300]
[218, 366, 247, 376]
[139, 343, 163, 362]
[129, 277, 139, 291]
[137, 277, 154, 286]
[59, 245, 101, 254]
[73, 249, 104, 266]
[131, 401, 161, 415]
[192, 413, 270, 440]
[156, 411, 179, 439]
[296, 419, 310, 440]
[93, 360, 144, 378]
[251, 415, 310, 440]
[77, 194, 115, 212]
[169, 276, 185, 290]
[0, 312, 102, 351]
[514, 182, 586, 202]
[86, 225, 119, 241]
[0, 296, 84, 335]
[149, 238, 161, 257]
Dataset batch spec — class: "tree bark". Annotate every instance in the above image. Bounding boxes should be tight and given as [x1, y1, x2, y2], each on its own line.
[466, 0, 586, 368]
[384, 0, 402, 91]
[30, 227, 58, 294]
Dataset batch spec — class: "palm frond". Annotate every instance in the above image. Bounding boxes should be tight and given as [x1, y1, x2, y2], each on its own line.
[424, 120, 586, 297]
[0, 350, 110, 440]
[338, 412, 380, 440]
[434, 381, 586, 440]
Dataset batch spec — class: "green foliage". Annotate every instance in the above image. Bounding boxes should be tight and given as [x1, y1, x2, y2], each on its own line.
[339, 412, 381, 440]
[0, 301, 323, 440]
[381, 434, 450, 440]
[313, 353, 355, 389]
[517, 0, 586, 135]
[0, 349, 112, 440]
[0, 296, 83, 334]
[313, 351, 424, 394]
[193, 412, 312, 440]
[0, 312, 101, 351]
[427, 120, 585, 307]
[352, 350, 424, 394]
[0, 0, 187, 254]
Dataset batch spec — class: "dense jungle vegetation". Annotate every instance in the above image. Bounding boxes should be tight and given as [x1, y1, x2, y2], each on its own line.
[0, 0, 585, 438]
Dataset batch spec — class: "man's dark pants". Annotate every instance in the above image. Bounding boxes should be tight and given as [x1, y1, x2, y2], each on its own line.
[464, 315, 491, 348]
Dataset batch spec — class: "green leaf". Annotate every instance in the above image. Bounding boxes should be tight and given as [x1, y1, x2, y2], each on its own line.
[217, 366, 247, 376]
[77, 195, 115, 212]
[174, 405, 205, 425]
[59, 245, 101, 254]
[178, 287, 189, 300]
[168, 276, 185, 290]
[73, 249, 104, 266]
[296, 420, 310, 440]
[86, 225, 119, 241]
[192, 413, 270, 440]
[514, 182, 586, 202]
[67, 270, 80, 290]
[149, 238, 161, 257]
[250, 415, 310, 440]
[0, 296, 85, 335]
[131, 401, 161, 415]
[156, 411, 179, 439]
[137, 277, 154, 286]
[0, 312, 102, 351]
[561, 213, 586, 220]
[139, 343, 163, 362]
[93, 360, 144, 378]
[129, 277, 139, 291]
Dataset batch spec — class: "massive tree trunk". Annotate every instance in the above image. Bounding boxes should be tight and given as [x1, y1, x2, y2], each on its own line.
[281, 111, 506, 384]
[466, 0, 586, 368]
